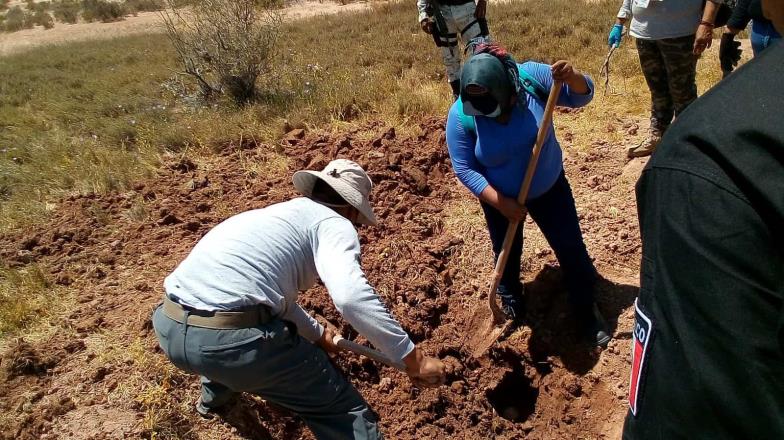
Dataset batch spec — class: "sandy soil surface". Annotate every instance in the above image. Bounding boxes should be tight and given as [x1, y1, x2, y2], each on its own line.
[0, 0, 374, 57]
[0, 112, 648, 439]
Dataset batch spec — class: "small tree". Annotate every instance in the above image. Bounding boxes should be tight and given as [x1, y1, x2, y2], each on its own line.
[161, 0, 281, 104]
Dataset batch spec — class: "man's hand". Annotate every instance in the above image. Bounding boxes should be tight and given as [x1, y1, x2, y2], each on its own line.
[719, 32, 742, 74]
[420, 18, 433, 34]
[498, 196, 526, 223]
[316, 326, 342, 354]
[694, 23, 714, 55]
[475, 0, 487, 19]
[403, 347, 446, 388]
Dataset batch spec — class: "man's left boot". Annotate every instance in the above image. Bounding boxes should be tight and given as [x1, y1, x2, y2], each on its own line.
[576, 303, 611, 348]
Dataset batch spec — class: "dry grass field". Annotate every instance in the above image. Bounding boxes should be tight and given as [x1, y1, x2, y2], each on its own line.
[0, 1, 753, 438]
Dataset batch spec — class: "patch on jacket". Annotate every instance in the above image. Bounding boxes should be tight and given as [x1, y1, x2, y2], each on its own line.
[629, 298, 653, 416]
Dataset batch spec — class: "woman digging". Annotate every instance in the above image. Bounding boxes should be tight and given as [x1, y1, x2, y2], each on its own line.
[445, 41, 611, 348]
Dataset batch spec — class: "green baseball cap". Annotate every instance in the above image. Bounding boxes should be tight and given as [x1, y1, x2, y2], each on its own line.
[460, 53, 514, 117]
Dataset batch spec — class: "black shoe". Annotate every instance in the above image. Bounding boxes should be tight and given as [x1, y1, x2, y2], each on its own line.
[499, 291, 525, 325]
[577, 304, 611, 348]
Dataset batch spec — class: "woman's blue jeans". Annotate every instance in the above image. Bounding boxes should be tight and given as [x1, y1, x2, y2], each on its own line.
[751, 20, 781, 56]
[480, 171, 597, 308]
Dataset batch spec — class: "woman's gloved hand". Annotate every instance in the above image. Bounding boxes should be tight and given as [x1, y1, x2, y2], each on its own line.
[608, 23, 623, 47]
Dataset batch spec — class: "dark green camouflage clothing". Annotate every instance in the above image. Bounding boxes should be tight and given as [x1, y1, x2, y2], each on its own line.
[636, 34, 698, 135]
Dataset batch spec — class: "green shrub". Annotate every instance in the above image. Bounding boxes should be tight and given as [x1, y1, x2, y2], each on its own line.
[28, 1, 52, 12]
[123, 0, 162, 13]
[52, 0, 79, 23]
[2, 6, 34, 32]
[81, 0, 126, 23]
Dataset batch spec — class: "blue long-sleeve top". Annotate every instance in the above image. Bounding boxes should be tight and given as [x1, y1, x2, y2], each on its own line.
[446, 62, 594, 201]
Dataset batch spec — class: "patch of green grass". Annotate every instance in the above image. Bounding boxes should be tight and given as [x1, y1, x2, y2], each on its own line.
[0, 265, 67, 335]
[0, 0, 660, 232]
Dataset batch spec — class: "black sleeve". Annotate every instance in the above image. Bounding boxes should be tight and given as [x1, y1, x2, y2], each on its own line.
[727, 0, 752, 31]
[748, 0, 765, 21]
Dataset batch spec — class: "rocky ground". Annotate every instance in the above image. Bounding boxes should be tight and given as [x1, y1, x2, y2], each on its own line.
[0, 115, 647, 439]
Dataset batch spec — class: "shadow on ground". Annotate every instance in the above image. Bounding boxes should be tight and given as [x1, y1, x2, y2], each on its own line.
[524, 264, 638, 375]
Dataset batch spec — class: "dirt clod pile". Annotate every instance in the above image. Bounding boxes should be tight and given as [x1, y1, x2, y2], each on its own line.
[0, 118, 641, 439]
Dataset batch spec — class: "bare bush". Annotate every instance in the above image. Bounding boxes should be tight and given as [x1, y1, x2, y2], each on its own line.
[161, 0, 282, 104]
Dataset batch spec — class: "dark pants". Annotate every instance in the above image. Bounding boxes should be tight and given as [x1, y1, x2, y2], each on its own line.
[480, 172, 597, 308]
[152, 306, 381, 440]
[636, 35, 698, 135]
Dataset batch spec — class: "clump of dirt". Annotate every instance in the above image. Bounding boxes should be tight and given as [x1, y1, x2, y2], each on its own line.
[0, 117, 642, 439]
[2, 339, 57, 377]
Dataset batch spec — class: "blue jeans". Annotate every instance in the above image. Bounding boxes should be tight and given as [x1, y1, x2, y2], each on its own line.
[480, 171, 597, 308]
[751, 20, 782, 56]
[152, 306, 382, 440]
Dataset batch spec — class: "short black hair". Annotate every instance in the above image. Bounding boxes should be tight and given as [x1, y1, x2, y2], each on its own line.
[311, 178, 348, 206]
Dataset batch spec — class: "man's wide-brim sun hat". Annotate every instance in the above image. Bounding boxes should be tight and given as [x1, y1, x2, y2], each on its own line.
[460, 53, 514, 117]
[292, 159, 378, 226]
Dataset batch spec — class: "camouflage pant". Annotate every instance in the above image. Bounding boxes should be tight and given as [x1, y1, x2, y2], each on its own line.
[432, 2, 489, 83]
[636, 35, 698, 135]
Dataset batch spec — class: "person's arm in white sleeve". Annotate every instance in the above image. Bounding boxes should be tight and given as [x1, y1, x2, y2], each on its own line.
[617, 0, 632, 20]
[313, 218, 415, 362]
[280, 301, 324, 342]
[417, 0, 429, 24]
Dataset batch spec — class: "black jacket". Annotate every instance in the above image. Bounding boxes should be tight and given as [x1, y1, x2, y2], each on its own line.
[727, 0, 770, 31]
[623, 41, 784, 439]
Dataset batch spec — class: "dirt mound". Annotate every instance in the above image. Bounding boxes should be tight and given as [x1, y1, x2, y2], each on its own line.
[0, 117, 641, 439]
[2, 339, 58, 377]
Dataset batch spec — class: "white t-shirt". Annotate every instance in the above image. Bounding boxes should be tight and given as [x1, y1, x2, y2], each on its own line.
[164, 197, 415, 362]
[619, 0, 707, 40]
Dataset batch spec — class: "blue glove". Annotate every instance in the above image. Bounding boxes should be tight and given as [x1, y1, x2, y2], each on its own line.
[608, 24, 623, 47]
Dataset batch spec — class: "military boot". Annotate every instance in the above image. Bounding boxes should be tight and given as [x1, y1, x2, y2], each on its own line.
[627, 132, 662, 158]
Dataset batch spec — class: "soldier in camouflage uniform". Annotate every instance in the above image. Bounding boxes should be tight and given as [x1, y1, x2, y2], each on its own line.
[608, 0, 725, 158]
[417, 0, 490, 99]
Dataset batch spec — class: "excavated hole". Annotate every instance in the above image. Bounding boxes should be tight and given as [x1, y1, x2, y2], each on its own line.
[485, 368, 538, 422]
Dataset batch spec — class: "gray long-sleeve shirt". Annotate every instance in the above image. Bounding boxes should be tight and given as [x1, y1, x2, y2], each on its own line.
[618, 0, 706, 40]
[164, 197, 415, 362]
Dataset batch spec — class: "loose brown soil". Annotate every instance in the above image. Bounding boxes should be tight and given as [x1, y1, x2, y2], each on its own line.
[0, 115, 644, 439]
